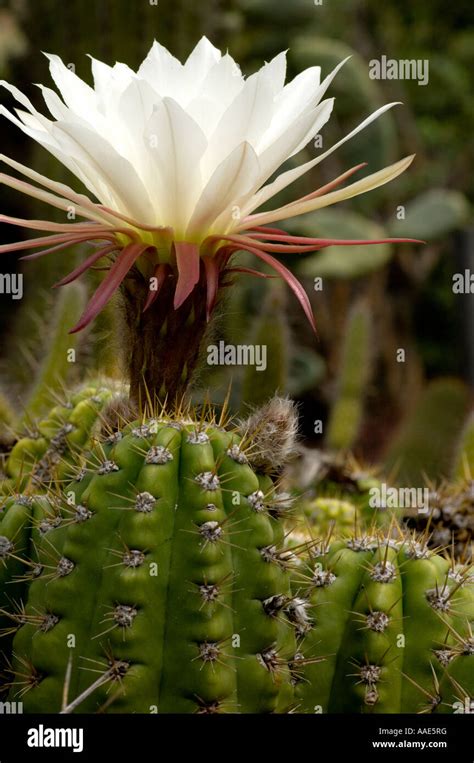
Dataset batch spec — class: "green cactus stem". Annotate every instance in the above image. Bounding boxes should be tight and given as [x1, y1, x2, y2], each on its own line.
[291, 529, 474, 713]
[1, 400, 302, 713]
[2, 381, 122, 496]
[2, 408, 473, 712]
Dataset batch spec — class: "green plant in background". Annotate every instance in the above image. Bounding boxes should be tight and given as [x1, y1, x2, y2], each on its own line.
[17, 283, 87, 427]
[287, 450, 390, 534]
[290, 37, 398, 175]
[326, 300, 372, 451]
[387, 189, 470, 241]
[240, 281, 289, 408]
[0, 387, 14, 442]
[230, 0, 472, 474]
[200, 268, 326, 413]
[300, 496, 358, 536]
[0, 6, 26, 77]
[384, 378, 471, 486]
[291, 210, 393, 279]
[0, 279, 121, 495]
[234, 0, 474, 208]
[454, 413, 474, 481]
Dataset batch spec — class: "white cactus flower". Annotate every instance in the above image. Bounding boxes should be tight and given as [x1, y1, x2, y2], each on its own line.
[0, 37, 416, 331]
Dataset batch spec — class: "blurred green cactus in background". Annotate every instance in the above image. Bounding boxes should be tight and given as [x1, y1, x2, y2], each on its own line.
[241, 282, 289, 408]
[326, 301, 372, 451]
[384, 379, 471, 486]
[387, 189, 470, 241]
[18, 283, 87, 427]
[290, 211, 392, 280]
[454, 413, 474, 481]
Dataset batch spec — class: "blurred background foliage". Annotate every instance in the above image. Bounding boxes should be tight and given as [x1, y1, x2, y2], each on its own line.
[0, 0, 473, 488]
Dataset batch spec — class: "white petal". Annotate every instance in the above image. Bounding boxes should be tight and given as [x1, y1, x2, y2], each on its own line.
[265, 58, 347, 145]
[117, 78, 158, 148]
[266, 66, 321, 144]
[91, 59, 135, 112]
[14, 107, 56, 134]
[263, 98, 334, 167]
[0, 80, 48, 123]
[1, 64, 198, 227]
[89, 55, 113, 94]
[233, 99, 334, 219]
[275, 65, 321, 107]
[260, 50, 287, 95]
[186, 141, 260, 238]
[0, 98, 70, 158]
[38, 77, 140, 171]
[244, 101, 401, 216]
[0, 106, 107, 202]
[186, 53, 244, 135]
[44, 53, 97, 116]
[183, 37, 221, 84]
[138, 40, 184, 100]
[241, 155, 415, 228]
[0, 153, 114, 225]
[37, 84, 70, 120]
[185, 95, 220, 138]
[204, 68, 275, 174]
[48, 120, 156, 222]
[312, 56, 351, 106]
[145, 97, 207, 233]
[201, 52, 244, 102]
[0, 152, 94, 207]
